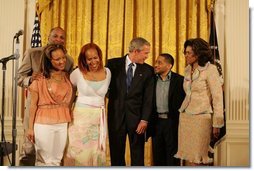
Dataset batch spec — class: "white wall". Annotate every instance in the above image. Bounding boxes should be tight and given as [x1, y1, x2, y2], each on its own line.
[0, 0, 36, 166]
[214, 0, 249, 166]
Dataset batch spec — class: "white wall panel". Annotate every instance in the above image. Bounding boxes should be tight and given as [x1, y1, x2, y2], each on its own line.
[0, 0, 35, 166]
[0, 0, 24, 119]
[214, 0, 249, 166]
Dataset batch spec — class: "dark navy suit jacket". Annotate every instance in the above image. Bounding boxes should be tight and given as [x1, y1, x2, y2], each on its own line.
[106, 55, 155, 133]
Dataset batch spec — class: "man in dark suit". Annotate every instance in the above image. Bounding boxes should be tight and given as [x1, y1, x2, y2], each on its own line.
[106, 37, 155, 166]
[151, 53, 185, 166]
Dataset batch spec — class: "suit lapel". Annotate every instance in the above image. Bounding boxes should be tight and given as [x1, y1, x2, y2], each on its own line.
[119, 56, 127, 92]
[168, 72, 176, 100]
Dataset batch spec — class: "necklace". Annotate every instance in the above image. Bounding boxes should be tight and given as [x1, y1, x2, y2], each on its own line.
[51, 72, 65, 83]
[87, 71, 99, 81]
[90, 73, 97, 81]
[83, 69, 106, 81]
[51, 76, 64, 82]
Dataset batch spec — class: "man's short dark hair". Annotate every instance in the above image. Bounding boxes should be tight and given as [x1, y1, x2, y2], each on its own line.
[159, 53, 174, 67]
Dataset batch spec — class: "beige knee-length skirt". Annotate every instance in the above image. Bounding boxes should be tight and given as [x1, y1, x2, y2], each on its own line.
[174, 112, 213, 164]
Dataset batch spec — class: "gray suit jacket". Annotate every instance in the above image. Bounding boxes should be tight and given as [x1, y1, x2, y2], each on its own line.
[17, 46, 74, 88]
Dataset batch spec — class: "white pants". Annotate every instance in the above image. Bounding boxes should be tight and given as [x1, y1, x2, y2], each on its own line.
[34, 123, 68, 166]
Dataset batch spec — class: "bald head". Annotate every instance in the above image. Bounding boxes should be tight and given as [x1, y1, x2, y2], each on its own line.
[48, 27, 66, 45]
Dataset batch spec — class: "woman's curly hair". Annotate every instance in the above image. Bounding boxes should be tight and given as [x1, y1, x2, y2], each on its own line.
[184, 38, 212, 66]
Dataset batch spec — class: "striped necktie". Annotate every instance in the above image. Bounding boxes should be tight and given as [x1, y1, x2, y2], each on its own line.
[126, 63, 134, 92]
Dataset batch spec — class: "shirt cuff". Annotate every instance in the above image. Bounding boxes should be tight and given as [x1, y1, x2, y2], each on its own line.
[141, 120, 148, 124]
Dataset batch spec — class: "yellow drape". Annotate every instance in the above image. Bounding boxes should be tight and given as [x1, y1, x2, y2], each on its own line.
[37, 0, 212, 166]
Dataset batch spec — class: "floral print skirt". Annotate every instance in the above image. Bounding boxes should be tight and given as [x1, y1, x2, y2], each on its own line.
[65, 104, 106, 166]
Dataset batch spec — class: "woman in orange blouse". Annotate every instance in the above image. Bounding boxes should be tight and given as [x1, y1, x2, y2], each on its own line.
[174, 38, 224, 166]
[26, 44, 73, 166]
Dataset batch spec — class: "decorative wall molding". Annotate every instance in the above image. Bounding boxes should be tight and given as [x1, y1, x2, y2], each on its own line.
[214, 120, 249, 166]
[0, 0, 26, 165]
[226, 121, 249, 138]
[213, 0, 250, 167]
[3, 117, 24, 166]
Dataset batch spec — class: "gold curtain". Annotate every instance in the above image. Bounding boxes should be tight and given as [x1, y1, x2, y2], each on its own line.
[37, 0, 212, 166]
